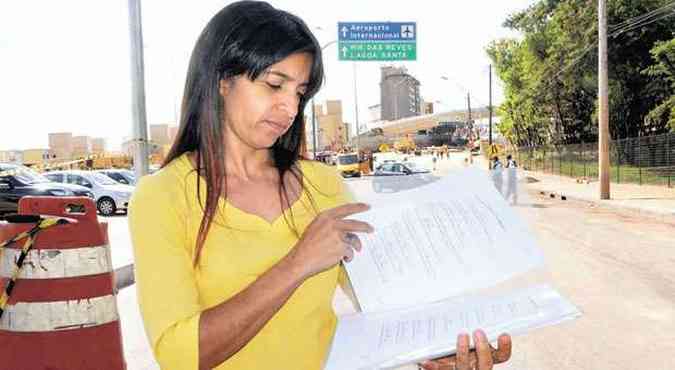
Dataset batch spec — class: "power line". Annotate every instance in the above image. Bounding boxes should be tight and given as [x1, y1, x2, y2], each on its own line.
[609, 1, 675, 31]
[609, 6, 675, 37]
[550, 4, 675, 81]
[551, 43, 597, 80]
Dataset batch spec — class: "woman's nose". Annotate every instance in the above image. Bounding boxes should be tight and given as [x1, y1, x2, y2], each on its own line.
[276, 92, 299, 120]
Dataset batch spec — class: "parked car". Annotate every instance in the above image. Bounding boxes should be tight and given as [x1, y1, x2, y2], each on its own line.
[97, 169, 136, 185]
[372, 152, 401, 171]
[0, 163, 94, 217]
[371, 161, 436, 193]
[44, 170, 134, 216]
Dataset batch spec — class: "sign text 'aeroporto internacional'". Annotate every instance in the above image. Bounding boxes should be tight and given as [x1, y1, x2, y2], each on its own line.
[337, 22, 417, 61]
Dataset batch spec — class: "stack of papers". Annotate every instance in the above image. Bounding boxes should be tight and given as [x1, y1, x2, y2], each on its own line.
[325, 168, 581, 369]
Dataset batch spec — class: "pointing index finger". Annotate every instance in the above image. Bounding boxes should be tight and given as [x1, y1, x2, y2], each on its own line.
[326, 202, 370, 219]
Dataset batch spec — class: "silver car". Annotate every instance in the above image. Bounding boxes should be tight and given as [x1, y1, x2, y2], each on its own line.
[97, 169, 136, 186]
[44, 170, 134, 216]
[372, 161, 436, 193]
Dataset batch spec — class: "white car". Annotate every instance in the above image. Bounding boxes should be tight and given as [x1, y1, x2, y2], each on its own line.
[44, 170, 134, 216]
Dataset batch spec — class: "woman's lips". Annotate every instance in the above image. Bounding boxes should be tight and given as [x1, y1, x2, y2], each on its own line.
[264, 119, 288, 133]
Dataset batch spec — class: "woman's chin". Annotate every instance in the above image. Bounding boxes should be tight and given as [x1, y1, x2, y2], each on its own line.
[253, 136, 281, 150]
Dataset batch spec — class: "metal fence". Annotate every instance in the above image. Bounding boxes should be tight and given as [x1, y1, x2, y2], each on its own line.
[509, 133, 675, 188]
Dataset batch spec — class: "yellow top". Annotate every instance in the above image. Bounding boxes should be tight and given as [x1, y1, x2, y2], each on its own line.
[128, 154, 353, 370]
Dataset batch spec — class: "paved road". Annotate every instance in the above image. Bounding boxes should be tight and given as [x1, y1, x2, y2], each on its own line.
[491, 191, 674, 370]
[345, 154, 675, 369]
[108, 154, 675, 369]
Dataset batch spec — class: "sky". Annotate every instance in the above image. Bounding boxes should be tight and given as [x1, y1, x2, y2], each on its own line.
[0, 0, 536, 151]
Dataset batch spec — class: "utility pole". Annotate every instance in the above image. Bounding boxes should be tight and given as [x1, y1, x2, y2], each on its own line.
[598, 0, 611, 199]
[488, 64, 494, 169]
[467, 92, 473, 164]
[488, 64, 493, 147]
[393, 94, 399, 142]
[128, 0, 149, 179]
[353, 63, 360, 152]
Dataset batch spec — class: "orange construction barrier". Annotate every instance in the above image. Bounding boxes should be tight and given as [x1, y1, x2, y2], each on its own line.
[0, 196, 126, 370]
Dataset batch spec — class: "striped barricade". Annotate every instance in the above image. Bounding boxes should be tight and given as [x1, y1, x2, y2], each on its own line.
[0, 196, 126, 370]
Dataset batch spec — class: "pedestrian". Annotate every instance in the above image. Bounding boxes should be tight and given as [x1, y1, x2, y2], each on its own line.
[432, 154, 438, 170]
[504, 154, 518, 205]
[491, 156, 504, 195]
[128, 2, 511, 370]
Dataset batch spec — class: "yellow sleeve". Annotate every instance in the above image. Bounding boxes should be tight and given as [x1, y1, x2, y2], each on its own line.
[128, 174, 201, 370]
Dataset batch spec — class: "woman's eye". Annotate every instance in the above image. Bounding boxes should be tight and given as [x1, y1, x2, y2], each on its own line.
[267, 82, 282, 90]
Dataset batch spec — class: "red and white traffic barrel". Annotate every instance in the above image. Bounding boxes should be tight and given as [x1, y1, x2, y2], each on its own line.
[0, 196, 126, 370]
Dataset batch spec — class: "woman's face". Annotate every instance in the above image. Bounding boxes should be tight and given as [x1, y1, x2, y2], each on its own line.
[219, 52, 312, 150]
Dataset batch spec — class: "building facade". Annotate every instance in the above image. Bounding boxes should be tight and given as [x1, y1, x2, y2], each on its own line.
[48, 132, 73, 160]
[380, 66, 421, 121]
[91, 138, 106, 154]
[315, 100, 347, 152]
[72, 136, 92, 159]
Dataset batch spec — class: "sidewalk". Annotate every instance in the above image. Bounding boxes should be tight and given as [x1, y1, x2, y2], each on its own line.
[521, 169, 675, 217]
[468, 153, 675, 217]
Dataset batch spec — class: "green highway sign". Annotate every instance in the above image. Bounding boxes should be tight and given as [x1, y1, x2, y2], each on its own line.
[338, 22, 417, 61]
[339, 41, 416, 61]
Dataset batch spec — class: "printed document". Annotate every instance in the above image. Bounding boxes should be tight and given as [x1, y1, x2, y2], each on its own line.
[324, 168, 581, 369]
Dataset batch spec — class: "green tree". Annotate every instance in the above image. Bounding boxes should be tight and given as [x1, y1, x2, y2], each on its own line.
[487, 0, 675, 146]
[643, 38, 675, 131]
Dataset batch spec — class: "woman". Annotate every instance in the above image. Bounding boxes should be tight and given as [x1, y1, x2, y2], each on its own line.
[128, 2, 511, 369]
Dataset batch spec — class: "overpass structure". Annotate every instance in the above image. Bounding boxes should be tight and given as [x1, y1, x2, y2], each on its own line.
[348, 109, 502, 152]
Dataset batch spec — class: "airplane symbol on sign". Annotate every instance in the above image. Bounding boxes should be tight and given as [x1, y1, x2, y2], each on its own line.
[401, 25, 414, 38]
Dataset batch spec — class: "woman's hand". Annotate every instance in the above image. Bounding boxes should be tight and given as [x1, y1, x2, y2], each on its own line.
[289, 202, 373, 278]
[419, 331, 511, 370]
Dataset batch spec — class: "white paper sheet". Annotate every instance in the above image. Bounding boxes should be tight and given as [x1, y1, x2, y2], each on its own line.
[324, 168, 581, 370]
[325, 284, 581, 370]
[345, 168, 545, 313]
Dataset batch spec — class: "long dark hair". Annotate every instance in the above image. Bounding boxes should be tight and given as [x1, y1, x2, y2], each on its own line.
[163, 1, 324, 266]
